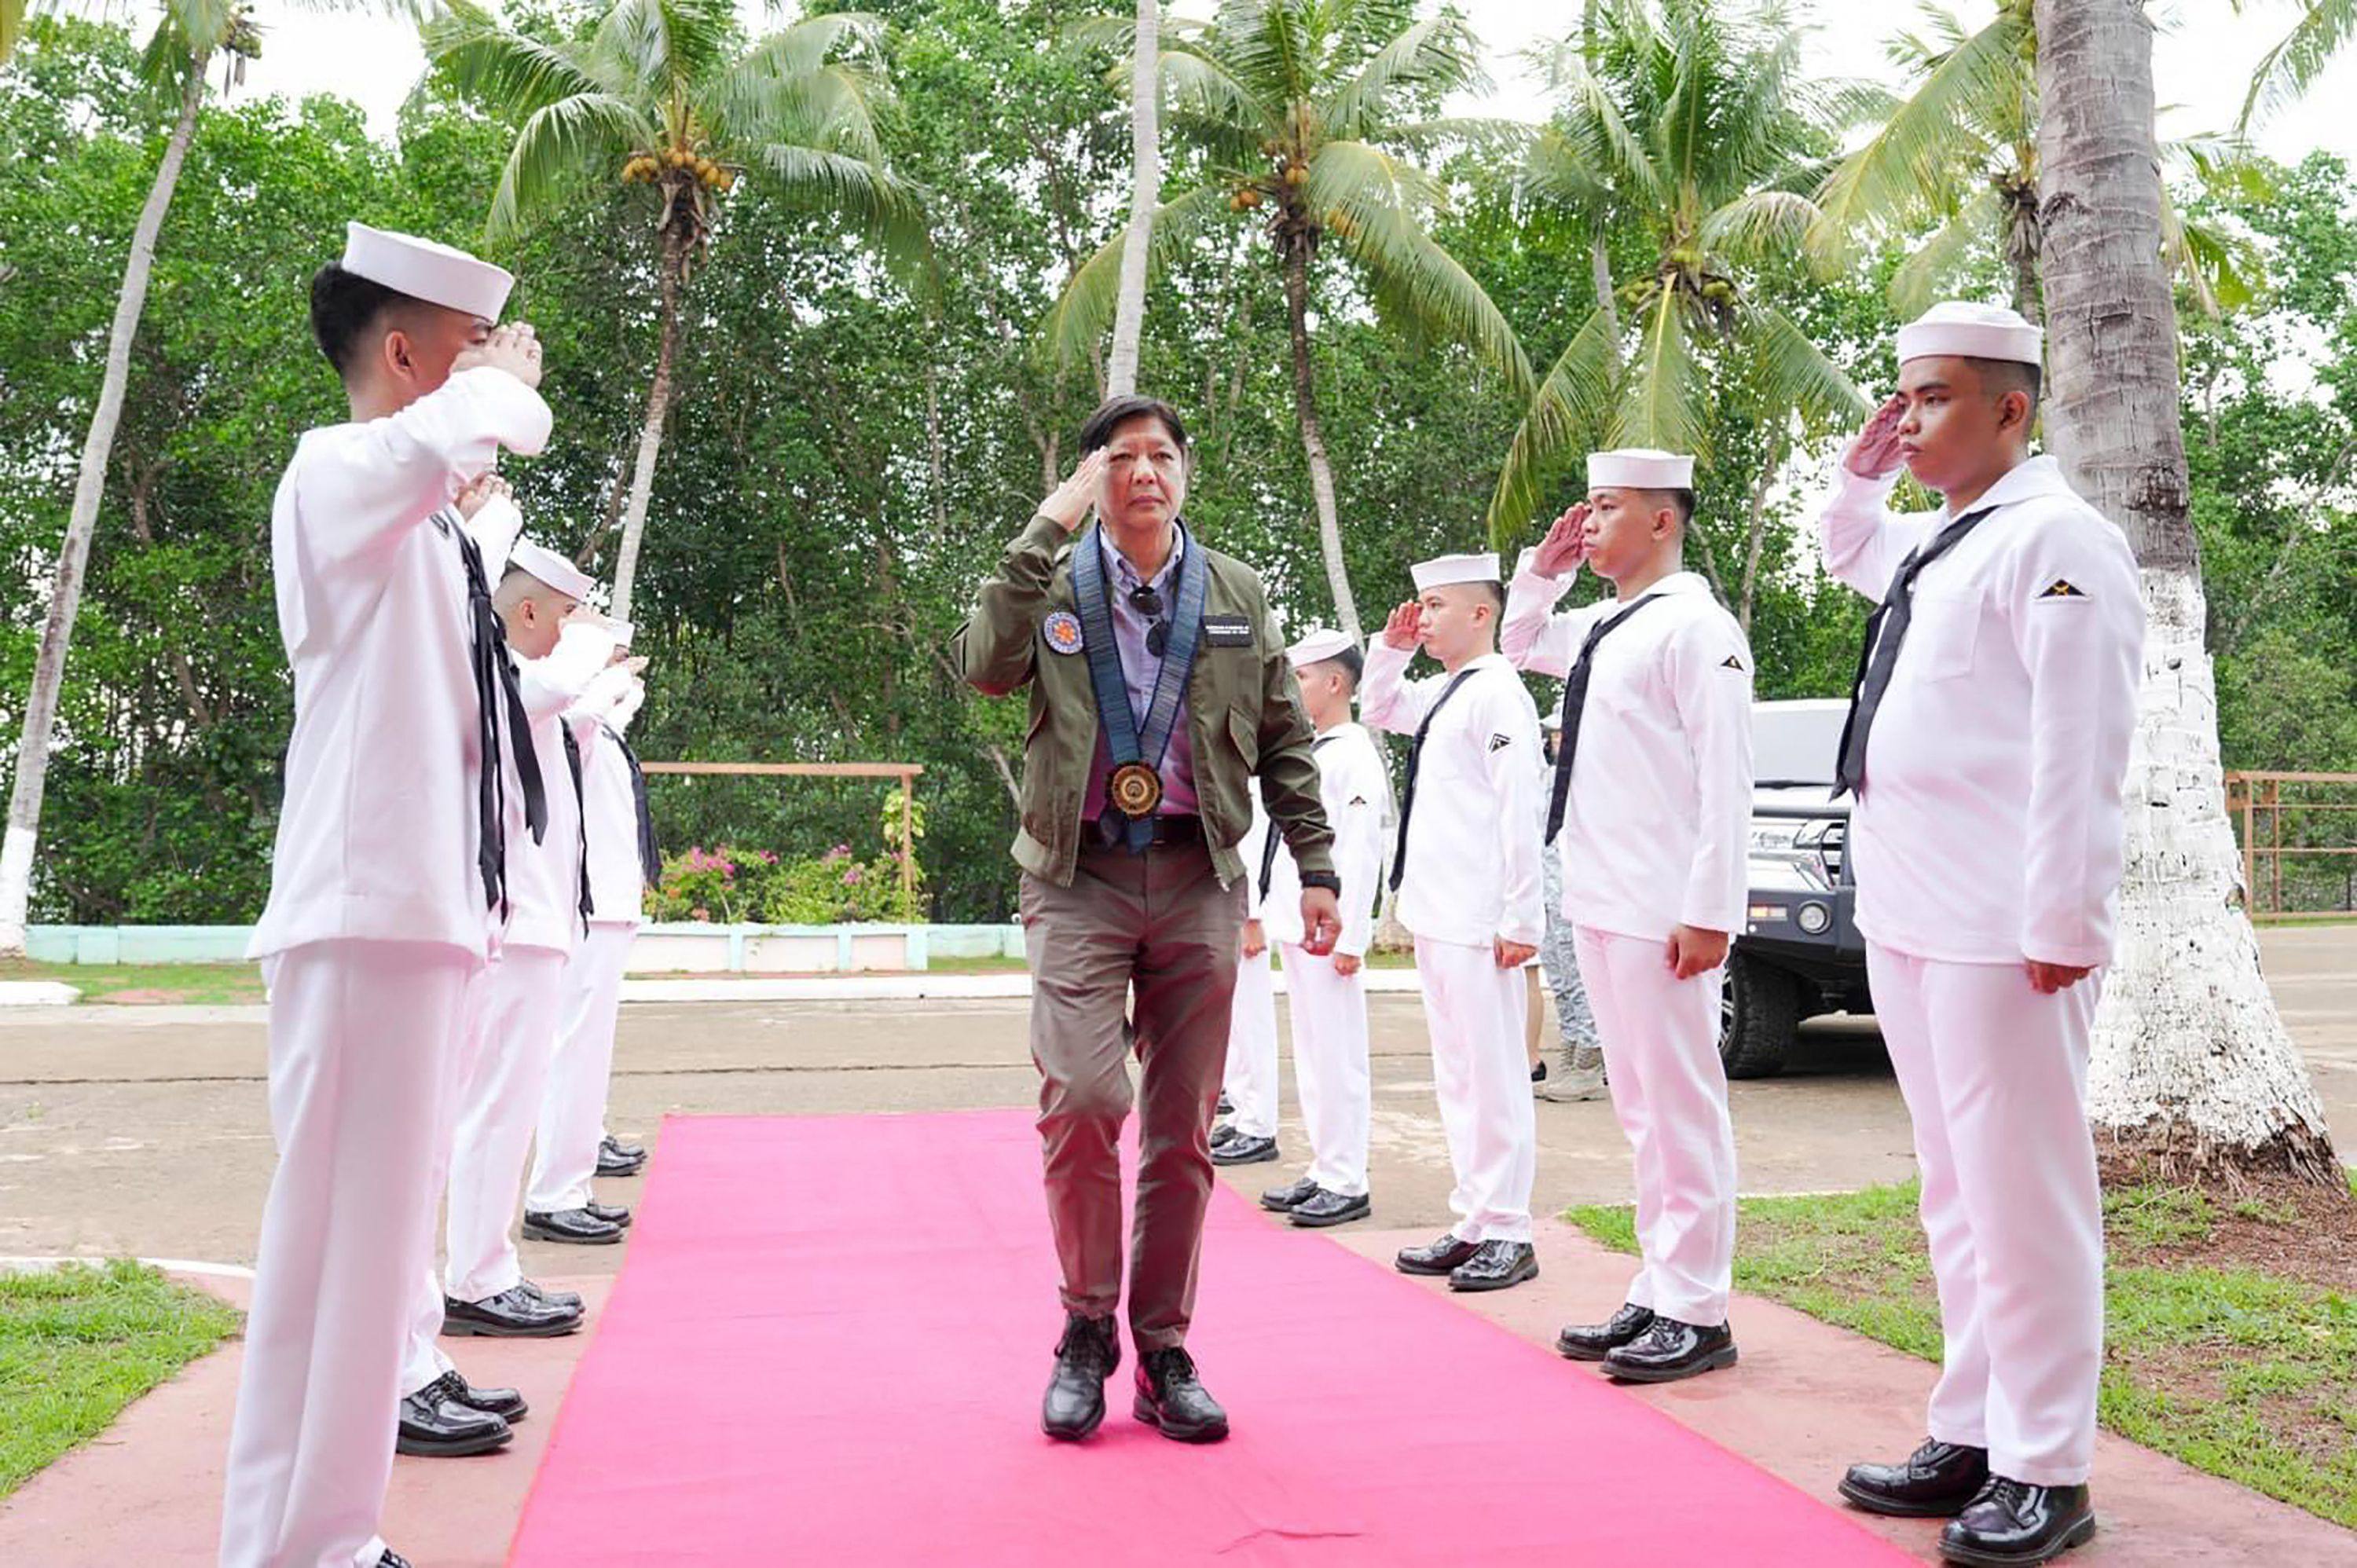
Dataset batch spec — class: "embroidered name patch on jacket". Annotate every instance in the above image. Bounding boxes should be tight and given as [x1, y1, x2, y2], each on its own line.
[1201, 615, 1254, 647]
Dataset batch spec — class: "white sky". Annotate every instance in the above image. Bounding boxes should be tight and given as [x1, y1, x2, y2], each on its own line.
[192, 0, 2357, 165]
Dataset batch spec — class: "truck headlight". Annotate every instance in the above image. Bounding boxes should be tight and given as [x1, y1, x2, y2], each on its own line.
[1795, 901, 1831, 935]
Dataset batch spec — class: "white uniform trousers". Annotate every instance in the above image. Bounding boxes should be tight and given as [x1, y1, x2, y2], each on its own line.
[400, 958, 500, 1398]
[527, 923, 636, 1214]
[1867, 941, 2104, 1486]
[1219, 947, 1280, 1138]
[1412, 936, 1536, 1243]
[1574, 926, 1738, 1325]
[220, 940, 474, 1568]
[1282, 943, 1370, 1197]
[444, 943, 570, 1303]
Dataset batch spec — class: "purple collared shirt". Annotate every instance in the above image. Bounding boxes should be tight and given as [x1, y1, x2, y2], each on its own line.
[1083, 525, 1200, 819]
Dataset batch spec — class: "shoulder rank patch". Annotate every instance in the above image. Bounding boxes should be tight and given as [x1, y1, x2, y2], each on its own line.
[1042, 610, 1083, 654]
[2037, 579, 2088, 599]
[1488, 732, 1513, 752]
[1349, 794, 1369, 807]
[1720, 654, 1746, 672]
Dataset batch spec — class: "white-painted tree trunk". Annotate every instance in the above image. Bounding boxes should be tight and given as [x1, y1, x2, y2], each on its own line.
[0, 64, 205, 958]
[1105, 0, 1160, 399]
[2036, 0, 2339, 1182]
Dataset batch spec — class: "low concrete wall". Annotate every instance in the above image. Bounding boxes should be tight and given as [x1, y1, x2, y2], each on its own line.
[24, 922, 1027, 974]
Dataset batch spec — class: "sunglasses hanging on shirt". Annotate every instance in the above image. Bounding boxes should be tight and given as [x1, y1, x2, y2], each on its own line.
[1130, 583, 1171, 658]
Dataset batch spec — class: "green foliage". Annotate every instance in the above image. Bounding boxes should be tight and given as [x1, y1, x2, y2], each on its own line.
[645, 841, 922, 924]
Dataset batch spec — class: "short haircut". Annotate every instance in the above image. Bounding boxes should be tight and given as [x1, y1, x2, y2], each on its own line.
[1079, 394, 1191, 457]
[309, 262, 409, 376]
[1666, 487, 1696, 526]
[1964, 356, 2042, 416]
[1306, 646, 1365, 690]
[1478, 580, 1507, 614]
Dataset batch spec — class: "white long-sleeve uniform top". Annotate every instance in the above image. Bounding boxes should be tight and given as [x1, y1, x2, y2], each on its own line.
[1502, 558, 1755, 941]
[570, 669, 650, 929]
[1818, 455, 2144, 966]
[1259, 721, 1387, 958]
[497, 619, 618, 954]
[248, 367, 552, 962]
[1362, 648, 1544, 948]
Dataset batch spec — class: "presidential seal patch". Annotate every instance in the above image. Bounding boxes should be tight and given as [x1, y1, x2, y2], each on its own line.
[1043, 610, 1084, 654]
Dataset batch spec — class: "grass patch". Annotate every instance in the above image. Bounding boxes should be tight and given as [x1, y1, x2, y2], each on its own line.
[0, 1260, 241, 1497]
[1566, 1180, 2357, 1528]
[0, 958, 264, 1006]
[923, 947, 1420, 976]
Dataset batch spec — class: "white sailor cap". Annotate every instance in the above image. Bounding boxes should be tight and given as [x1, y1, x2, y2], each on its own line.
[1896, 301, 2043, 368]
[1410, 552, 1501, 593]
[1587, 447, 1695, 491]
[341, 221, 515, 322]
[603, 617, 636, 649]
[508, 537, 595, 602]
[1286, 628, 1358, 669]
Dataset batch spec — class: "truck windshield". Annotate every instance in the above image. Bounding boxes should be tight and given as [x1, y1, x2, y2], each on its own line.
[1750, 702, 1848, 789]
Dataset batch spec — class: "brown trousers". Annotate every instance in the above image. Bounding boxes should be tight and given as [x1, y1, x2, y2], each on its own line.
[1019, 839, 1244, 1351]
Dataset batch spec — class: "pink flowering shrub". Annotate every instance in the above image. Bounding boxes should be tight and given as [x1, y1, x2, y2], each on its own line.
[647, 841, 922, 924]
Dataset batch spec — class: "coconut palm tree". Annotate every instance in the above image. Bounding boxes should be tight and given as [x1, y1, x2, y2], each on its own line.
[422, 0, 924, 621]
[1807, 1, 2262, 324]
[2035, 0, 2341, 1186]
[2241, 0, 2356, 130]
[0, 1, 353, 957]
[2, 1, 25, 61]
[1105, 0, 1160, 398]
[1046, 0, 1534, 639]
[1483, 0, 1868, 539]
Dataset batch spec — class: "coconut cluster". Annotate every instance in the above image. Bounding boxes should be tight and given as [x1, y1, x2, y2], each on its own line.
[619, 148, 738, 192]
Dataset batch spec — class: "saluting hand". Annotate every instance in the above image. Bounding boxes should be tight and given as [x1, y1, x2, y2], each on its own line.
[1299, 888, 1343, 955]
[454, 321, 544, 392]
[453, 472, 511, 519]
[1380, 600, 1423, 652]
[1040, 449, 1111, 533]
[1844, 394, 1909, 480]
[1532, 502, 1593, 578]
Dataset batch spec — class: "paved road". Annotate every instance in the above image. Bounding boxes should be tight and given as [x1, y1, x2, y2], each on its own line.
[2, 926, 2352, 1276]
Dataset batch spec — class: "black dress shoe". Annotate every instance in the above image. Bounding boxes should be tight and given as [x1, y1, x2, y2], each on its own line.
[381, 1552, 412, 1568]
[518, 1277, 582, 1311]
[598, 1135, 647, 1177]
[1448, 1239, 1538, 1292]
[1395, 1232, 1480, 1275]
[1941, 1478, 2095, 1566]
[1133, 1347, 1229, 1443]
[585, 1200, 633, 1228]
[1211, 1133, 1278, 1166]
[1530, 1059, 1547, 1083]
[446, 1371, 528, 1423]
[1259, 1175, 1321, 1212]
[396, 1376, 513, 1456]
[1603, 1316, 1737, 1383]
[1215, 1090, 1233, 1116]
[1288, 1189, 1370, 1229]
[523, 1207, 625, 1245]
[1840, 1438, 1992, 1518]
[444, 1284, 584, 1338]
[1042, 1312, 1120, 1442]
[1557, 1302, 1655, 1361]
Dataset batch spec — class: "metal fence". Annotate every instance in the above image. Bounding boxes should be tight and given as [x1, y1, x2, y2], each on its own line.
[2226, 771, 2357, 918]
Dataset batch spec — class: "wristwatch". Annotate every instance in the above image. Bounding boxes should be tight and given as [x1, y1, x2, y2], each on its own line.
[1298, 871, 1342, 894]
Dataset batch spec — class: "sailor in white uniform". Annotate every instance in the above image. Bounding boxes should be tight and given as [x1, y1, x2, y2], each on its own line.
[526, 641, 653, 1236]
[1502, 447, 1753, 1386]
[220, 223, 549, 1568]
[1817, 303, 2143, 1567]
[1362, 552, 1545, 1292]
[1211, 783, 1281, 1166]
[1252, 628, 1387, 1229]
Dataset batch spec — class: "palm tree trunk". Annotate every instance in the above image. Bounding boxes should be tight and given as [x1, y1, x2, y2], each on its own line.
[2035, 0, 2341, 1188]
[1105, 0, 1160, 398]
[608, 227, 686, 625]
[1283, 247, 1359, 639]
[0, 63, 203, 957]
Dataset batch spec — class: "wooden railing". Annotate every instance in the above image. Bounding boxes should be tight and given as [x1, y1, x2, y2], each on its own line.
[2224, 771, 2357, 918]
[638, 761, 925, 896]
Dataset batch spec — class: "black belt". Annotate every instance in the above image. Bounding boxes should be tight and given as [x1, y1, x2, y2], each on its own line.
[1091, 812, 1202, 850]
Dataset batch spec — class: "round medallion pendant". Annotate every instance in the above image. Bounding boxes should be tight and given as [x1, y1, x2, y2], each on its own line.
[1108, 763, 1164, 819]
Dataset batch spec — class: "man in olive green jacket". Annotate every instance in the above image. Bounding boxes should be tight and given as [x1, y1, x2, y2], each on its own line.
[953, 394, 1342, 1447]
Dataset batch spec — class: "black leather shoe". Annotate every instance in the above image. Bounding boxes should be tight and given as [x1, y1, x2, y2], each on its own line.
[1840, 1438, 1992, 1518]
[1133, 1347, 1229, 1443]
[518, 1277, 582, 1311]
[1530, 1060, 1547, 1083]
[1941, 1478, 2095, 1566]
[1259, 1175, 1320, 1212]
[443, 1284, 583, 1338]
[396, 1375, 513, 1456]
[381, 1552, 412, 1568]
[1604, 1317, 1737, 1383]
[1042, 1312, 1120, 1442]
[1289, 1189, 1370, 1229]
[1395, 1232, 1480, 1275]
[1557, 1302, 1655, 1361]
[585, 1200, 633, 1228]
[1211, 1133, 1278, 1166]
[1215, 1090, 1233, 1116]
[598, 1135, 647, 1177]
[1448, 1239, 1538, 1291]
[445, 1371, 527, 1423]
[523, 1207, 625, 1245]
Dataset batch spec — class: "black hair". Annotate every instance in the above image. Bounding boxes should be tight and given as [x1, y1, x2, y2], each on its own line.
[1079, 394, 1192, 456]
[1307, 645, 1365, 690]
[1477, 580, 1507, 614]
[308, 262, 409, 376]
[1964, 356, 2042, 419]
[1667, 487, 1696, 526]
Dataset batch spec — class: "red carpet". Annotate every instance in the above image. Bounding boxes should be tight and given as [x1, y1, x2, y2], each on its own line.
[508, 1111, 1916, 1565]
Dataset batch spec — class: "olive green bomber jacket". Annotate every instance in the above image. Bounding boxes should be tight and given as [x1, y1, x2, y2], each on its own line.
[951, 514, 1338, 892]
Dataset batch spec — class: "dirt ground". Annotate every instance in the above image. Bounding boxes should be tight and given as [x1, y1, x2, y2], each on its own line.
[1, 925, 2352, 1280]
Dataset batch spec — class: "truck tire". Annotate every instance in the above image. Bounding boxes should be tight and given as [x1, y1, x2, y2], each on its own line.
[1720, 953, 1800, 1079]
